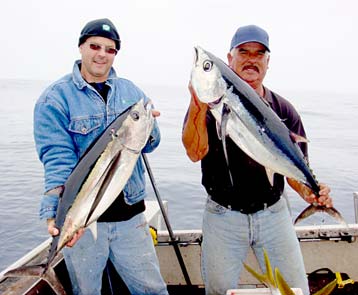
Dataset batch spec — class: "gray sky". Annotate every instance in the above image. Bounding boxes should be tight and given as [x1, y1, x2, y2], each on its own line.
[1, 0, 357, 93]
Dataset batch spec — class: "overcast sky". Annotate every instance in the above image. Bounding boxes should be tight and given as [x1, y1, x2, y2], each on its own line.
[1, 0, 357, 93]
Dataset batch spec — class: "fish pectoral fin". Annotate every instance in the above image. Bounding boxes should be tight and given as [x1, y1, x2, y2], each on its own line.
[289, 131, 309, 144]
[265, 168, 275, 186]
[88, 222, 98, 240]
[215, 121, 222, 140]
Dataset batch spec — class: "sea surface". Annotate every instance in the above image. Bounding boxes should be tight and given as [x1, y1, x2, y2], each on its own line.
[0, 79, 357, 270]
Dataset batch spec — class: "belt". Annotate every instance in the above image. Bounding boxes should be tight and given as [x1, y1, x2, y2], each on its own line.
[210, 194, 280, 214]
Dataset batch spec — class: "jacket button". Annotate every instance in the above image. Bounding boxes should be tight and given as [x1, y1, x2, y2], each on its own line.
[81, 127, 87, 134]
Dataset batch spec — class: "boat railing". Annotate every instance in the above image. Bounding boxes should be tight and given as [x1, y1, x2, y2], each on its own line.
[354, 191, 358, 223]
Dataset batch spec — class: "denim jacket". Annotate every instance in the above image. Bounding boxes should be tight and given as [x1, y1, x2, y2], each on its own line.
[34, 60, 160, 219]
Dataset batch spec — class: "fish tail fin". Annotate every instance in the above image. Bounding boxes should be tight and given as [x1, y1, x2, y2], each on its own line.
[324, 207, 348, 227]
[243, 261, 270, 286]
[311, 278, 337, 295]
[243, 249, 277, 290]
[4, 264, 66, 295]
[275, 267, 295, 295]
[294, 204, 348, 226]
[294, 204, 316, 225]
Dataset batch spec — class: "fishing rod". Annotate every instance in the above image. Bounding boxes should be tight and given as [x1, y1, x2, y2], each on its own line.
[141, 153, 192, 286]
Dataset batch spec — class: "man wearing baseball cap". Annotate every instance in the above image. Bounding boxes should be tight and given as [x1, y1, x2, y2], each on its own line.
[183, 24, 332, 295]
[34, 18, 168, 294]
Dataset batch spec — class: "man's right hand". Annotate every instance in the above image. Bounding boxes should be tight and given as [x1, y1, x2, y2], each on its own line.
[47, 218, 59, 236]
[182, 82, 209, 162]
[47, 218, 85, 247]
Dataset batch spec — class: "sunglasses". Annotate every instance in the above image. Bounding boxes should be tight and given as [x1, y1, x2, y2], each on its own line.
[88, 43, 118, 55]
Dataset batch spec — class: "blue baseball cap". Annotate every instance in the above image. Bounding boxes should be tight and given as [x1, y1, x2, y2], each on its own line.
[230, 25, 270, 52]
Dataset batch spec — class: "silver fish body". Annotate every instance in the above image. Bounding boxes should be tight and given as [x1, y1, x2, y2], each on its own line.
[57, 98, 154, 250]
[4, 98, 154, 294]
[190, 46, 346, 226]
[191, 46, 319, 193]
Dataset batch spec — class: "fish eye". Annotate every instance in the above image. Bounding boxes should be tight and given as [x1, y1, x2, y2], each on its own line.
[203, 60, 213, 72]
[130, 111, 140, 121]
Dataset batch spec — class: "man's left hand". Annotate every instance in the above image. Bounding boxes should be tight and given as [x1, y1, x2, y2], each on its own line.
[303, 183, 333, 208]
[287, 178, 333, 208]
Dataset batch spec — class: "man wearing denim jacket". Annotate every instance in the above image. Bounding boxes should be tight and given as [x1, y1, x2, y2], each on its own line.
[33, 18, 168, 295]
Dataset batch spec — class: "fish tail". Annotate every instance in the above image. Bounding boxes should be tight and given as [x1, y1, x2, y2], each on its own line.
[294, 204, 348, 226]
[325, 207, 348, 227]
[294, 204, 317, 225]
[4, 264, 66, 295]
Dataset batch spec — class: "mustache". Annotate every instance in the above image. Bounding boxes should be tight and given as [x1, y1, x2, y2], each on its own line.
[243, 65, 259, 73]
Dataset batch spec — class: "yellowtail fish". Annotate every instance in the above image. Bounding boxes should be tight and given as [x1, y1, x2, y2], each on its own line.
[243, 248, 337, 295]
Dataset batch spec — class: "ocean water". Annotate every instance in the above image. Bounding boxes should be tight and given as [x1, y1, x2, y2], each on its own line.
[0, 79, 357, 270]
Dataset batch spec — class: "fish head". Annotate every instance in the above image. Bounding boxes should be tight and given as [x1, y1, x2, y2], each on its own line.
[191, 46, 227, 105]
[116, 98, 154, 152]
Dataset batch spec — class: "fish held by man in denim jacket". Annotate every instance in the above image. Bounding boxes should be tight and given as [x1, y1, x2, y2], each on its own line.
[4, 98, 154, 295]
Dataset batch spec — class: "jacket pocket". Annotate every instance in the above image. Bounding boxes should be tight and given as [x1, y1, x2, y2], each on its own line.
[68, 116, 103, 154]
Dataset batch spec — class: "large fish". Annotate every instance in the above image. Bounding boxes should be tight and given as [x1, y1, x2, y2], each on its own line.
[4, 98, 154, 294]
[190, 46, 345, 225]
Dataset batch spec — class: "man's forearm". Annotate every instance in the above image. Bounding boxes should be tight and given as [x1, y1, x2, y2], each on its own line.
[182, 98, 209, 162]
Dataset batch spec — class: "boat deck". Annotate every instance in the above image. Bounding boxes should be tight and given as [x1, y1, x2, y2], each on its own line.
[1, 200, 358, 294]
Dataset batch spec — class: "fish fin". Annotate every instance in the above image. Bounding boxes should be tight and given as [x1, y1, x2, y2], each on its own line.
[4, 264, 66, 295]
[311, 279, 337, 295]
[4, 264, 47, 277]
[215, 121, 222, 140]
[243, 262, 269, 287]
[221, 103, 234, 185]
[265, 168, 275, 187]
[243, 249, 276, 288]
[263, 249, 276, 288]
[294, 204, 348, 226]
[289, 132, 309, 144]
[85, 150, 122, 225]
[88, 222, 98, 240]
[275, 267, 295, 295]
[294, 204, 317, 225]
[42, 266, 67, 295]
[324, 207, 348, 227]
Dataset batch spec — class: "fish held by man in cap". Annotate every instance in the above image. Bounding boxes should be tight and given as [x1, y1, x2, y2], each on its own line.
[190, 46, 346, 226]
[3, 99, 155, 295]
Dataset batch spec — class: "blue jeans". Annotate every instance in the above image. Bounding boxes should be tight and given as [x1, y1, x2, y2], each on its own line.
[63, 213, 168, 295]
[201, 196, 309, 295]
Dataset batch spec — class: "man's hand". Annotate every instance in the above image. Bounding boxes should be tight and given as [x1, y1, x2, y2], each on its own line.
[303, 183, 333, 208]
[47, 218, 85, 247]
[182, 83, 209, 162]
[287, 178, 333, 207]
[151, 110, 160, 117]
